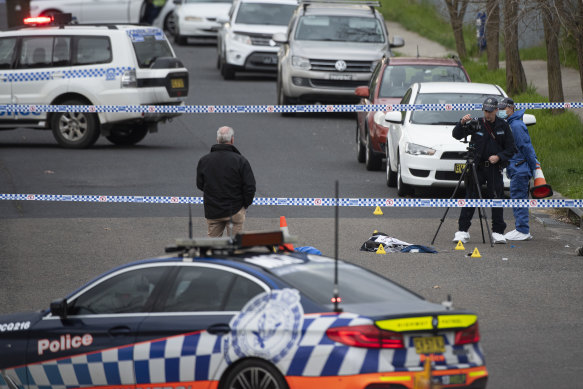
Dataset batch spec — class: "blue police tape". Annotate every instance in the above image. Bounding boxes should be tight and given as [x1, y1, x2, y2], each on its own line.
[1, 101, 582, 114]
[1, 193, 581, 208]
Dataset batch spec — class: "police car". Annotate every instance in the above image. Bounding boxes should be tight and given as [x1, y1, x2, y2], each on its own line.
[0, 15, 189, 148]
[0, 231, 488, 389]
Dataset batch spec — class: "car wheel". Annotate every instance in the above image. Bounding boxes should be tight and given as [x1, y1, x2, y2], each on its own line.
[174, 31, 187, 46]
[106, 125, 148, 146]
[356, 119, 365, 163]
[222, 359, 288, 389]
[385, 143, 397, 187]
[365, 127, 382, 171]
[220, 59, 235, 80]
[164, 12, 177, 35]
[50, 100, 100, 149]
[397, 153, 413, 196]
[277, 78, 295, 117]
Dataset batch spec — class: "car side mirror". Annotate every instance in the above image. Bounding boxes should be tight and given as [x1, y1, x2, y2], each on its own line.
[384, 111, 403, 124]
[272, 33, 288, 44]
[50, 298, 68, 319]
[354, 85, 369, 97]
[390, 35, 405, 48]
[373, 111, 387, 126]
[523, 113, 536, 126]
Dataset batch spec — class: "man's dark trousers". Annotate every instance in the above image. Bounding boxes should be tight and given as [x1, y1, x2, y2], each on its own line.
[459, 165, 506, 234]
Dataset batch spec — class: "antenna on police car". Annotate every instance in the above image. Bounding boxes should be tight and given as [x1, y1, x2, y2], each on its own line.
[332, 180, 342, 313]
[188, 204, 193, 239]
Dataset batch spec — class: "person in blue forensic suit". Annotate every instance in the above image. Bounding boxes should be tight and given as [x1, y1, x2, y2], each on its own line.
[499, 97, 538, 241]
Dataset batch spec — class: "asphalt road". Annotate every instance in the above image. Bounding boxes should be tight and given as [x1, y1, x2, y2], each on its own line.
[1, 44, 583, 388]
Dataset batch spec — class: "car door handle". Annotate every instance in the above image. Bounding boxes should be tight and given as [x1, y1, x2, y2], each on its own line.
[108, 326, 132, 336]
[52, 72, 65, 80]
[207, 323, 231, 335]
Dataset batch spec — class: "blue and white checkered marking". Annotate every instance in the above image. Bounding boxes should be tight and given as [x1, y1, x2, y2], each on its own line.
[0, 193, 580, 208]
[1, 101, 582, 113]
[2, 67, 133, 84]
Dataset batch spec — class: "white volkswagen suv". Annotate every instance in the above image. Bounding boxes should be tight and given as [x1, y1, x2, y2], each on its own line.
[382, 82, 535, 196]
[0, 18, 188, 148]
[216, 0, 297, 79]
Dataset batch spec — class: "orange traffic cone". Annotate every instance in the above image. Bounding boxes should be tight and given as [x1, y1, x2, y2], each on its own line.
[530, 161, 553, 199]
[279, 216, 295, 251]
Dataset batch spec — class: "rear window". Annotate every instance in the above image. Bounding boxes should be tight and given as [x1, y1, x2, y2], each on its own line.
[295, 15, 385, 43]
[272, 260, 419, 305]
[76, 36, 111, 65]
[235, 3, 296, 25]
[131, 34, 174, 68]
[380, 65, 469, 98]
[411, 92, 501, 125]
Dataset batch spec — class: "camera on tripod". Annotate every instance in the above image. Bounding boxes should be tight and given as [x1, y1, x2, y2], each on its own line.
[464, 118, 480, 134]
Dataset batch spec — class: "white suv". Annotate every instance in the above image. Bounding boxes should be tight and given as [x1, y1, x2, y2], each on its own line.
[0, 19, 189, 148]
[216, 0, 297, 80]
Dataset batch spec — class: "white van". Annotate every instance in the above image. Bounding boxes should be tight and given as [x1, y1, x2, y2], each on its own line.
[0, 19, 189, 148]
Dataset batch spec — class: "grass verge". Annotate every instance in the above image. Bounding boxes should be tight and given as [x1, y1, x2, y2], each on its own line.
[379, 0, 583, 199]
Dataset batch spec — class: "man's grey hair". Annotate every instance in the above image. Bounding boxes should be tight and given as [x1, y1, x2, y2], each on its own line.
[217, 126, 234, 144]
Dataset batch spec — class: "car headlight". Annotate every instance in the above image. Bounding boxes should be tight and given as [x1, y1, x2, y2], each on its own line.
[185, 16, 204, 22]
[291, 56, 310, 70]
[405, 142, 436, 156]
[232, 33, 251, 45]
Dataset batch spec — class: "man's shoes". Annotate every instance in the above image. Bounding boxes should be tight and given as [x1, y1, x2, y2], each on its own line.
[492, 232, 507, 244]
[453, 231, 470, 243]
[504, 229, 533, 241]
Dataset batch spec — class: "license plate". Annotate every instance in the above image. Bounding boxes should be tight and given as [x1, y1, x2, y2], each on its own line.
[413, 336, 445, 354]
[433, 374, 466, 385]
[454, 163, 466, 174]
[329, 74, 352, 81]
[171, 78, 185, 89]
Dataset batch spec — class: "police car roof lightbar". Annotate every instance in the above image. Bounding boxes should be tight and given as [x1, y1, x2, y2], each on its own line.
[23, 13, 73, 27]
[167, 230, 298, 255]
[299, 0, 380, 6]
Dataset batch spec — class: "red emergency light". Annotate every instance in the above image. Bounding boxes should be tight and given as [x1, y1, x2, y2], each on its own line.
[23, 16, 54, 25]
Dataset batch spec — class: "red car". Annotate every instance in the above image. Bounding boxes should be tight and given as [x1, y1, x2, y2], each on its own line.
[355, 56, 470, 176]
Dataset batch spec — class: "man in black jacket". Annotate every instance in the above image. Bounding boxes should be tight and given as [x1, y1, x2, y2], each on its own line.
[452, 97, 515, 244]
[196, 126, 256, 237]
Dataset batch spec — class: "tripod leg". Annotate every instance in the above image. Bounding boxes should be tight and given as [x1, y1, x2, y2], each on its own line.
[431, 163, 470, 245]
[477, 208, 486, 243]
[470, 163, 493, 247]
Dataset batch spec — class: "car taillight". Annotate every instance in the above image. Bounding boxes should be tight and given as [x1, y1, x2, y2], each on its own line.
[326, 325, 404, 349]
[121, 69, 137, 88]
[23, 16, 53, 25]
[454, 322, 480, 345]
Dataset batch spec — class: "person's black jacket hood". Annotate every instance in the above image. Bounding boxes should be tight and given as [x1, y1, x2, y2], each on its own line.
[196, 143, 256, 219]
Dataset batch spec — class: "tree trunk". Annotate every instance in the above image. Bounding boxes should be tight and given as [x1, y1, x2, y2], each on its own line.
[503, 0, 527, 95]
[444, 0, 469, 59]
[486, 0, 500, 70]
[557, 0, 583, 97]
[541, 0, 565, 114]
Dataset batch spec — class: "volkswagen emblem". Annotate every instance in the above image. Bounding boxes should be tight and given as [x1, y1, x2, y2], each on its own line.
[334, 60, 347, 72]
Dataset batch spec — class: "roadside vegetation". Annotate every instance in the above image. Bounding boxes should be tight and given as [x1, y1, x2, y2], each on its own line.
[379, 0, 583, 199]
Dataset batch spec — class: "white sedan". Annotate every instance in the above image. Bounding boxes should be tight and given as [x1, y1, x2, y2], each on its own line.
[381, 82, 535, 196]
[173, 0, 233, 45]
[29, 0, 177, 32]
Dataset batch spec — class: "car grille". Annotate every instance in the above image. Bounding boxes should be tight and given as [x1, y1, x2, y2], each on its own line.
[310, 59, 372, 72]
[310, 79, 368, 88]
[441, 151, 466, 160]
[248, 33, 278, 47]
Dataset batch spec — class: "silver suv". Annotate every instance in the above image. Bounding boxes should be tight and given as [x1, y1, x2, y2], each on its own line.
[273, 0, 403, 107]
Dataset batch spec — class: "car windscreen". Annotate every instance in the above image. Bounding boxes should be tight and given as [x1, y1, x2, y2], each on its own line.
[380, 65, 469, 98]
[235, 3, 296, 25]
[131, 35, 174, 68]
[271, 260, 420, 305]
[411, 92, 499, 125]
[295, 15, 385, 43]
